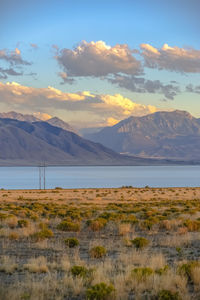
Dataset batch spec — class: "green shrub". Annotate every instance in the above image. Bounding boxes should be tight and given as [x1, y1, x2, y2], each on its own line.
[141, 218, 158, 230]
[64, 237, 79, 248]
[184, 219, 200, 231]
[132, 267, 153, 281]
[121, 215, 138, 225]
[30, 228, 53, 242]
[57, 220, 80, 232]
[156, 289, 180, 300]
[86, 282, 115, 300]
[70, 265, 88, 277]
[86, 218, 107, 231]
[131, 237, 149, 249]
[90, 246, 107, 258]
[18, 219, 29, 228]
[155, 265, 169, 276]
[177, 261, 200, 281]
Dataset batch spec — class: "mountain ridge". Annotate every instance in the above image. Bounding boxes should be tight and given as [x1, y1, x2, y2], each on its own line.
[84, 110, 200, 160]
[0, 117, 177, 166]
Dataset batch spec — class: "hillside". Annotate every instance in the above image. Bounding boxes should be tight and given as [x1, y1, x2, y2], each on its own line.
[84, 110, 200, 160]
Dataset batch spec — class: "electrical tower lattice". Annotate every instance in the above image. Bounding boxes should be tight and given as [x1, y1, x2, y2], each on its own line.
[39, 163, 46, 189]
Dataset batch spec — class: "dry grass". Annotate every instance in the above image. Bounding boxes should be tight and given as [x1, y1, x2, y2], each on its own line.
[0, 187, 200, 299]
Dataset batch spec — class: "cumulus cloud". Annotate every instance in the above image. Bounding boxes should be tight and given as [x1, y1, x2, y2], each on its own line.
[0, 82, 158, 126]
[140, 43, 200, 73]
[0, 48, 31, 66]
[108, 74, 180, 99]
[56, 40, 142, 79]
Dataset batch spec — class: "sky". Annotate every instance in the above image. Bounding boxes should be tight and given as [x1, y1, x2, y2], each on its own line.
[0, 0, 200, 127]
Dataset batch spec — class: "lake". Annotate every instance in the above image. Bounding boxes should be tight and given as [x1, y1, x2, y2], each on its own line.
[0, 165, 200, 189]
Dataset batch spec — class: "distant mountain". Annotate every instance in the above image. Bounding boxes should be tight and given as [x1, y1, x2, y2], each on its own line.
[0, 111, 40, 122]
[46, 117, 78, 134]
[84, 110, 200, 160]
[0, 118, 172, 165]
[79, 126, 105, 136]
[0, 111, 77, 134]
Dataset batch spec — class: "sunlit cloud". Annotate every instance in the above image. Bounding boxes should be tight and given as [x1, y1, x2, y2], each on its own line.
[0, 48, 31, 66]
[33, 112, 52, 120]
[56, 40, 142, 80]
[0, 81, 158, 126]
[140, 43, 200, 73]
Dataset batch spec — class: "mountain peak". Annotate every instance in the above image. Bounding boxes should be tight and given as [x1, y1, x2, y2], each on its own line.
[84, 109, 200, 160]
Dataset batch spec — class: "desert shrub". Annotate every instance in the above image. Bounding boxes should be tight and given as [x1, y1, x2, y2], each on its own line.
[71, 265, 88, 277]
[87, 218, 107, 231]
[64, 237, 79, 248]
[155, 265, 169, 276]
[90, 246, 107, 258]
[9, 232, 19, 240]
[86, 282, 115, 300]
[98, 212, 119, 221]
[121, 215, 138, 225]
[18, 219, 29, 228]
[155, 289, 180, 300]
[30, 228, 53, 242]
[57, 220, 80, 232]
[70, 265, 93, 278]
[141, 217, 158, 230]
[131, 237, 149, 249]
[38, 222, 48, 230]
[183, 219, 200, 231]
[0, 213, 10, 220]
[178, 261, 200, 281]
[132, 267, 153, 281]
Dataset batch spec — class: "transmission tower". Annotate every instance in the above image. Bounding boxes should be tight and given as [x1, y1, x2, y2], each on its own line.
[38, 162, 46, 189]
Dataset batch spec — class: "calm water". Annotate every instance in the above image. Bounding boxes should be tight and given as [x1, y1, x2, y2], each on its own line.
[0, 166, 200, 189]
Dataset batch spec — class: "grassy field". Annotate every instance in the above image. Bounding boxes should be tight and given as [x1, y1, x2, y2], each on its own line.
[0, 187, 200, 299]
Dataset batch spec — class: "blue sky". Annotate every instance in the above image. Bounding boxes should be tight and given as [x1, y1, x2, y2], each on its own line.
[0, 0, 200, 127]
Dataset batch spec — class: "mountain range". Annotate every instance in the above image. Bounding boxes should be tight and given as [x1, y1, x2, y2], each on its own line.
[0, 116, 171, 166]
[84, 110, 200, 160]
[0, 110, 200, 165]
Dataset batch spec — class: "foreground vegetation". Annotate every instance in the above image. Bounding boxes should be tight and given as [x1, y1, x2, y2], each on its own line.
[0, 187, 200, 299]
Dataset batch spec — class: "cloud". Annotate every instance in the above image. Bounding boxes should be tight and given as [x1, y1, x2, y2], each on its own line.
[33, 112, 52, 120]
[140, 43, 200, 73]
[0, 48, 31, 66]
[186, 84, 200, 94]
[108, 74, 180, 99]
[58, 72, 75, 84]
[0, 82, 158, 126]
[106, 117, 120, 126]
[0, 67, 23, 79]
[56, 40, 142, 79]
